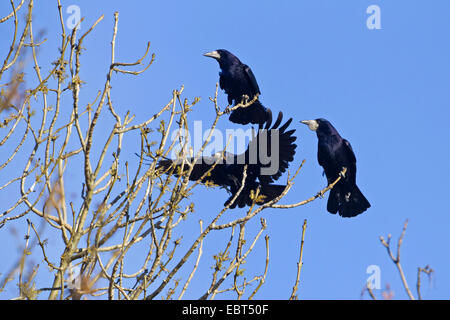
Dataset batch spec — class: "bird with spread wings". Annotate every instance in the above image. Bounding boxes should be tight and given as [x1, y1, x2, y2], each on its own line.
[157, 110, 297, 208]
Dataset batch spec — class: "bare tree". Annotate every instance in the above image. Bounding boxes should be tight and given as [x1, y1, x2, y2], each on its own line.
[362, 220, 434, 300]
[0, 1, 345, 300]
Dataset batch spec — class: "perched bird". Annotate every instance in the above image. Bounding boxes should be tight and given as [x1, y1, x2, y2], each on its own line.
[203, 49, 270, 125]
[157, 110, 297, 208]
[300, 119, 370, 217]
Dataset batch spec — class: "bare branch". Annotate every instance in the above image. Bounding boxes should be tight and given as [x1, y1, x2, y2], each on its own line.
[290, 219, 307, 300]
[379, 220, 415, 300]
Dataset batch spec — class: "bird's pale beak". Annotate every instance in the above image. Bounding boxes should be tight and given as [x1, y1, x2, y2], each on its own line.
[300, 120, 319, 131]
[203, 50, 221, 60]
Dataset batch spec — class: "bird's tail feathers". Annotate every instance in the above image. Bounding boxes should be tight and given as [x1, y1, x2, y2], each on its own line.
[328, 184, 370, 218]
[339, 185, 370, 217]
[327, 187, 339, 214]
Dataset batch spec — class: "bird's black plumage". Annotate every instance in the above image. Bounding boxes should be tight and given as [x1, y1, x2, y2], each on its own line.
[204, 49, 270, 125]
[157, 110, 297, 208]
[301, 118, 370, 217]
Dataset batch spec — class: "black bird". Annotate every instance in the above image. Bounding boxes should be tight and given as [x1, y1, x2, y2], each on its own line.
[300, 119, 370, 217]
[203, 49, 270, 125]
[157, 110, 297, 208]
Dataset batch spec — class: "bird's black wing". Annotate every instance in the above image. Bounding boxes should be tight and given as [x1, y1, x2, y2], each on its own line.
[157, 157, 228, 186]
[243, 111, 297, 184]
[343, 139, 356, 164]
[243, 64, 261, 96]
[342, 139, 357, 185]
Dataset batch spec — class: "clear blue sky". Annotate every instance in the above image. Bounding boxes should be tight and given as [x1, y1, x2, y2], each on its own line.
[1, 0, 450, 299]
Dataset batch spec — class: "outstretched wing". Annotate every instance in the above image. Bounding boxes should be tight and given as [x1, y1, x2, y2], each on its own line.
[157, 156, 228, 186]
[240, 111, 297, 184]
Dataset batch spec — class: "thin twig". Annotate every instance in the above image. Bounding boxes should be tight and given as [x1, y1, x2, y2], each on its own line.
[290, 219, 307, 300]
[379, 220, 415, 300]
